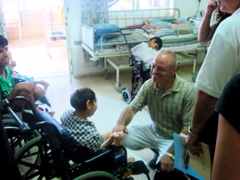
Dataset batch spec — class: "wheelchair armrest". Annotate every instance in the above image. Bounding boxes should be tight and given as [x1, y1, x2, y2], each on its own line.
[85, 145, 127, 163]
[82, 145, 128, 172]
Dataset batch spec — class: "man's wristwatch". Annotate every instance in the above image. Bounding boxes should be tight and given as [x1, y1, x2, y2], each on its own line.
[165, 152, 175, 160]
[188, 126, 199, 137]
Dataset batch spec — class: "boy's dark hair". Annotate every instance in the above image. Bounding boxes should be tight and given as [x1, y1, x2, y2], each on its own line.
[149, 37, 162, 50]
[0, 35, 8, 48]
[70, 87, 96, 111]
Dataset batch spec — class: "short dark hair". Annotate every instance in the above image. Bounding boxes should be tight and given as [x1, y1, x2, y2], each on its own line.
[149, 37, 162, 50]
[70, 87, 96, 111]
[0, 35, 8, 48]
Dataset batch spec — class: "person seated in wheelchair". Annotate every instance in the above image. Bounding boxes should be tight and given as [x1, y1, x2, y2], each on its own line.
[0, 35, 54, 116]
[0, 35, 36, 111]
[60, 87, 135, 163]
[131, 37, 162, 82]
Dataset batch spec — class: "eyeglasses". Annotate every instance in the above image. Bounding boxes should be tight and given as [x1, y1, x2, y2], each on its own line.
[151, 64, 175, 72]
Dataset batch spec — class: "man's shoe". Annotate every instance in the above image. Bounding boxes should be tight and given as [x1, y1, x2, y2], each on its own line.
[148, 152, 159, 169]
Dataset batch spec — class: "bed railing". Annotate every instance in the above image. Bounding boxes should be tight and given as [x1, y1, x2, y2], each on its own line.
[86, 8, 181, 27]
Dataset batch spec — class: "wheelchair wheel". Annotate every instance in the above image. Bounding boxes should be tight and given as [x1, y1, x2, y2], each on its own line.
[122, 89, 132, 104]
[14, 136, 44, 180]
[5, 126, 23, 153]
[73, 171, 117, 180]
[4, 124, 41, 154]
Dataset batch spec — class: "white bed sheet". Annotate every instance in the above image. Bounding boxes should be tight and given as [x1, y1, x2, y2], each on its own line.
[162, 43, 200, 52]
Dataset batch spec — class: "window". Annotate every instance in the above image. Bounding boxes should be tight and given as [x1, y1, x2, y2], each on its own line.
[20, 0, 45, 12]
[109, 0, 174, 10]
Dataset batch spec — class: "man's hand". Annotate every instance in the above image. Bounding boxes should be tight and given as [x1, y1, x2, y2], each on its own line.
[185, 135, 203, 156]
[112, 124, 128, 134]
[160, 155, 175, 172]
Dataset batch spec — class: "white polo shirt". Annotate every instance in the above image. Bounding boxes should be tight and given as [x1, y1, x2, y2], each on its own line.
[195, 8, 240, 98]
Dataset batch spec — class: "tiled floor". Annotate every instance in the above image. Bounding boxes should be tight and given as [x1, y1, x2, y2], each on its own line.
[8, 36, 200, 180]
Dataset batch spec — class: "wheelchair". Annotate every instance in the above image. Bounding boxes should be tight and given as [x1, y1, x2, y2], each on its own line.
[1, 97, 150, 180]
[118, 27, 150, 104]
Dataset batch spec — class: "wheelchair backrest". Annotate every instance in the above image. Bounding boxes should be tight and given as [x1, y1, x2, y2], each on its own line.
[36, 111, 72, 179]
[37, 111, 70, 149]
[36, 111, 90, 157]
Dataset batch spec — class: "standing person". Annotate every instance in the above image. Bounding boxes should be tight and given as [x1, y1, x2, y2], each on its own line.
[131, 37, 162, 82]
[186, 0, 240, 159]
[212, 74, 240, 179]
[198, 0, 231, 43]
[112, 49, 196, 172]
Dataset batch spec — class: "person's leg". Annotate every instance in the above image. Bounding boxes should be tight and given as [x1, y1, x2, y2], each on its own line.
[211, 114, 240, 180]
[143, 19, 155, 30]
[11, 90, 36, 110]
[156, 139, 174, 160]
[121, 123, 160, 150]
[149, 138, 173, 169]
[121, 123, 172, 169]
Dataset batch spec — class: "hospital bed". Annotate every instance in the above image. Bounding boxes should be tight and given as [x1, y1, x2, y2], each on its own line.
[81, 8, 208, 91]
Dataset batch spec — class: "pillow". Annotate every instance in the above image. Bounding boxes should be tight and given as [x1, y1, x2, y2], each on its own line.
[93, 24, 120, 51]
[93, 24, 120, 38]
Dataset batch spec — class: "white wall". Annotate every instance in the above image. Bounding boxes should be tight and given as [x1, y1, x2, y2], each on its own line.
[65, 0, 111, 78]
[175, 0, 208, 18]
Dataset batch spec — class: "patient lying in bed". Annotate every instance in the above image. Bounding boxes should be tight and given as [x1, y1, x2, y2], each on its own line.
[131, 37, 162, 82]
[143, 17, 195, 30]
[142, 17, 196, 37]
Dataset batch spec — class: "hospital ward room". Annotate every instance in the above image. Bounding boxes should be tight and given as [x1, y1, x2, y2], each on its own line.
[1, 0, 239, 179]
